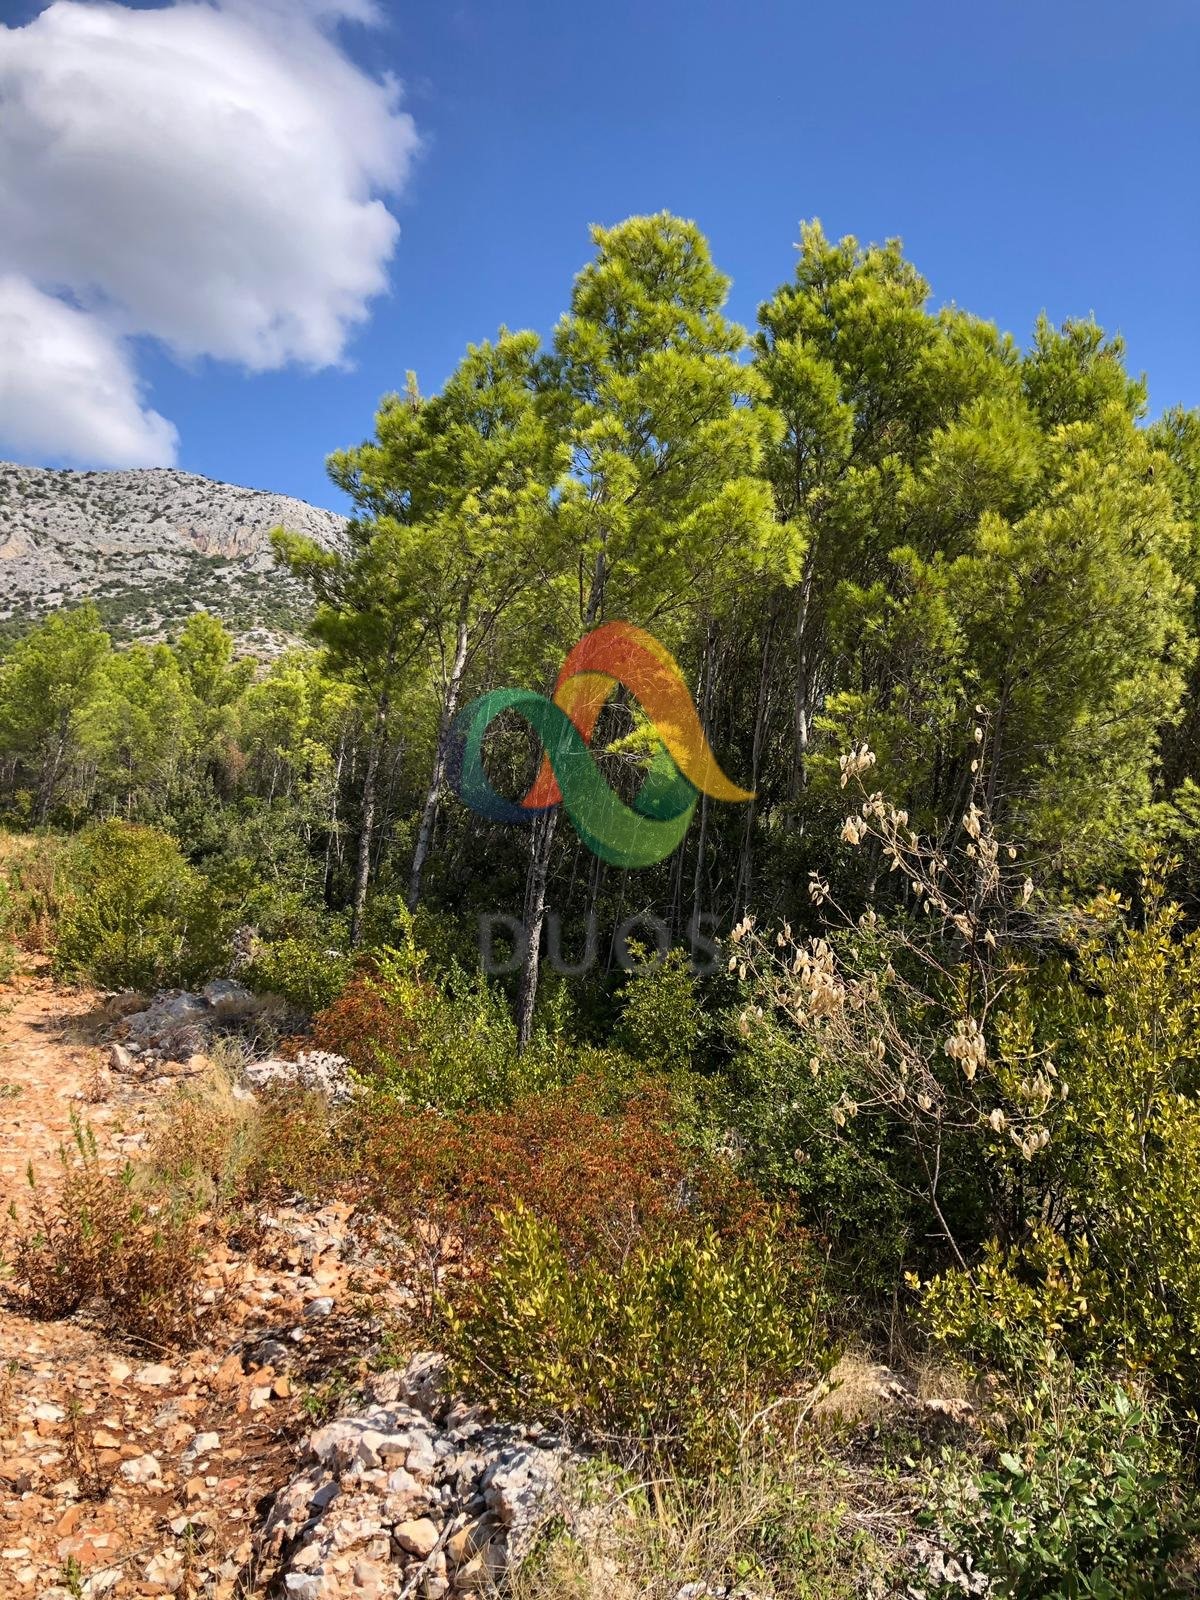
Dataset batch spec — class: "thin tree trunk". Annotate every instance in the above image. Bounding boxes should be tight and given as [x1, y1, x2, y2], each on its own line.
[36, 711, 70, 825]
[350, 689, 390, 948]
[515, 807, 557, 1047]
[516, 549, 606, 1049]
[690, 623, 717, 937]
[735, 613, 775, 914]
[323, 730, 347, 908]
[408, 613, 470, 910]
[792, 552, 817, 799]
[984, 671, 1012, 816]
[374, 738, 406, 878]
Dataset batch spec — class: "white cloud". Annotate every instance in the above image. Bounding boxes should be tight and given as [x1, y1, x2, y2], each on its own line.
[0, 275, 179, 467]
[0, 0, 419, 466]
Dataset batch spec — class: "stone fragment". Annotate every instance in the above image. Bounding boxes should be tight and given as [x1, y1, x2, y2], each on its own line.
[393, 1517, 440, 1559]
[134, 1363, 173, 1387]
[182, 1431, 221, 1463]
[119, 1453, 161, 1484]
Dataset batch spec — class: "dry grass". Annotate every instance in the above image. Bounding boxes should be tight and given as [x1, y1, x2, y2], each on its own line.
[147, 1059, 264, 1209]
[810, 1354, 908, 1427]
[0, 1357, 17, 1432]
[0, 828, 64, 954]
[147, 1052, 343, 1209]
[507, 1420, 901, 1600]
[5, 1114, 210, 1344]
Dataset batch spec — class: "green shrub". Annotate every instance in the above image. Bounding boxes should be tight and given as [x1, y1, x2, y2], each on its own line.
[932, 1366, 1199, 1598]
[714, 1011, 922, 1300]
[919, 1224, 1103, 1376]
[243, 932, 351, 1017]
[315, 946, 584, 1110]
[923, 889, 1200, 1400]
[359, 893, 468, 973]
[445, 1202, 825, 1466]
[54, 820, 229, 989]
[614, 948, 706, 1069]
[189, 799, 333, 942]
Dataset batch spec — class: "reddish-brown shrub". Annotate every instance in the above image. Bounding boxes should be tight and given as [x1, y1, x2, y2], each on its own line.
[352, 1074, 790, 1322]
[242, 1086, 349, 1199]
[313, 969, 429, 1079]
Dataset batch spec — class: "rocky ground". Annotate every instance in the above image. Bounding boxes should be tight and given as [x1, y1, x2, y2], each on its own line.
[0, 970, 986, 1600]
[0, 971, 420, 1598]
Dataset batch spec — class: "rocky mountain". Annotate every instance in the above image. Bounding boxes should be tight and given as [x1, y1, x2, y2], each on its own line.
[0, 461, 347, 650]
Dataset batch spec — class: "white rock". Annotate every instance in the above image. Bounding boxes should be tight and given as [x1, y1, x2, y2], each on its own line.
[182, 1431, 220, 1462]
[283, 1574, 325, 1600]
[134, 1363, 173, 1387]
[120, 1453, 161, 1484]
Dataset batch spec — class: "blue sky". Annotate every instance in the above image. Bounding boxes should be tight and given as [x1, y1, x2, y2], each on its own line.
[1, 0, 1196, 511]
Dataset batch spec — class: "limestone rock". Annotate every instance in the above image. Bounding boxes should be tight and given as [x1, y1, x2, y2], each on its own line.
[242, 1050, 353, 1103]
[262, 1354, 588, 1598]
[0, 460, 346, 652]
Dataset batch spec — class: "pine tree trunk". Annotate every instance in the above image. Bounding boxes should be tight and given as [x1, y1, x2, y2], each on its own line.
[515, 807, 557, 1048]
[408, 615, 470, 911]
[323, 730, 347, 908]
[515, 550, 606, 1050]
[350, 689, 389, 948]
[793, 552, 816, 798]
[690, 623, 716, 936]
[36, 711, 69, 825]
[735, 613, 775, 914]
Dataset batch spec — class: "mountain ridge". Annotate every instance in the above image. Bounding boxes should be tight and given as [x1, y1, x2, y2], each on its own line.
[0, 461, 347, 649]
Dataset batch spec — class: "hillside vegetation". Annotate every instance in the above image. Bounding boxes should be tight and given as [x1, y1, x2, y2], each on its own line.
[3, 214, 1200, 1597]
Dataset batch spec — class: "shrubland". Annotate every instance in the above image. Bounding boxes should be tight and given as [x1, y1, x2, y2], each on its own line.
[3, 212, 1200, 1593]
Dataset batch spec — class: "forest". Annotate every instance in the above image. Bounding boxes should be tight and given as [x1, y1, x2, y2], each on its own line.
[4, 214, 1200, 1596]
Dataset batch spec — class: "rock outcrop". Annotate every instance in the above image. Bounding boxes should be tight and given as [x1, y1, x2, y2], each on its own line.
[0, 460, 346, 649]
[262, 1354, 588, 1599]
[110, 982, 354, 1098]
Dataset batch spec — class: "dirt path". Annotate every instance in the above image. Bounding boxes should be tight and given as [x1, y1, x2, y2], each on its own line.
[0, 972, 106, 1204]
[0, 971, 385, 1599]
